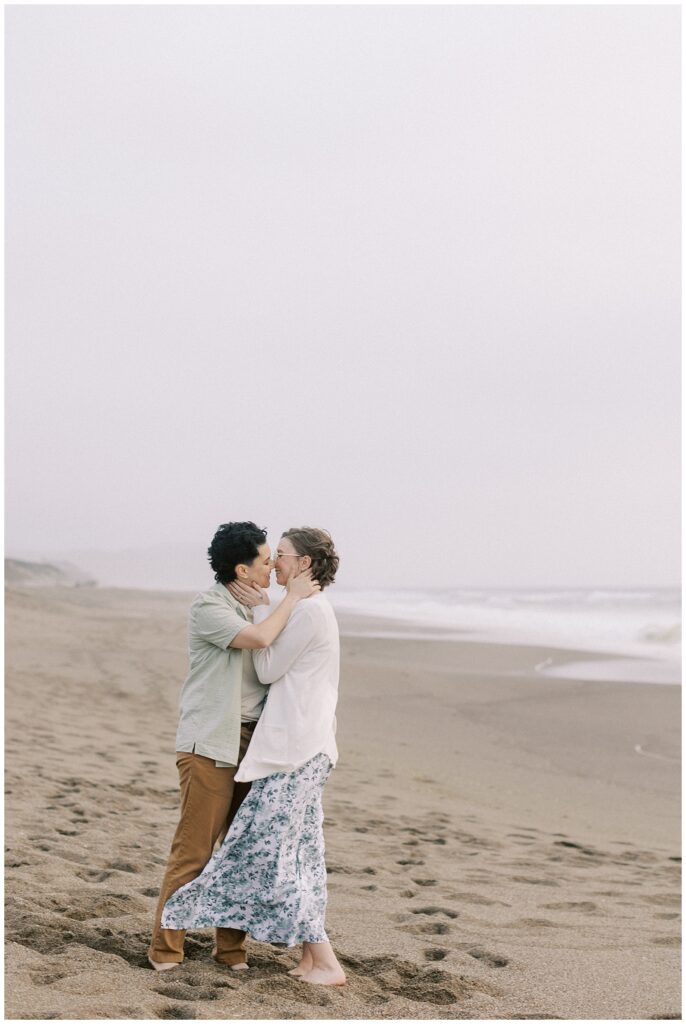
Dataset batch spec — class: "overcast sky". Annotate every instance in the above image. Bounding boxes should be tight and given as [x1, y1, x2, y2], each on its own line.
[6, 5, 680, 588]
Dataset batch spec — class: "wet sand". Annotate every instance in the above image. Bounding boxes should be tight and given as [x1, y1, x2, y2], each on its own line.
[5, 585, 681, 1019]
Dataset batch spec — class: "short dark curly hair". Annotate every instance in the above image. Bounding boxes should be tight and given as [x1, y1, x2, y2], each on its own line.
[208, 522, 268, 584]
[281, 527, 339, 589]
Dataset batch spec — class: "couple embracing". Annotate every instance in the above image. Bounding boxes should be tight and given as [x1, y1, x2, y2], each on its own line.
[147, 521, 346, 987]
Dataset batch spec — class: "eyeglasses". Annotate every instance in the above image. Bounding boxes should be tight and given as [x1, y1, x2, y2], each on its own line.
[273, 551, 301, 560]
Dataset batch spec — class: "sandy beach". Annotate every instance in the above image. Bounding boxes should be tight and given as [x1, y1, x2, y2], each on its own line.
[5, 585, 681, 1020]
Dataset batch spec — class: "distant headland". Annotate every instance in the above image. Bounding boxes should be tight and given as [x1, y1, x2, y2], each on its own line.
[5, 558, 97, 588]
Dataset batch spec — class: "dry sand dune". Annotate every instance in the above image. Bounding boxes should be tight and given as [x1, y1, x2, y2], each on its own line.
[5, 586, 681, 1019]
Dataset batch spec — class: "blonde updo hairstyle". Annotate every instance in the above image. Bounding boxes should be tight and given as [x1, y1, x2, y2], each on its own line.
[281, 527, 339, 589]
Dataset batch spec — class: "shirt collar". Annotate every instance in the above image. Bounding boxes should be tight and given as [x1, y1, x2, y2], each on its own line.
[210, 581, 251, 620]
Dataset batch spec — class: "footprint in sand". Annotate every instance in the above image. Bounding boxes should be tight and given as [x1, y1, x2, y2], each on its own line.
[159, 1004, 198, 1019]
[509, 1014, 562, 1020]
[511, 876, 559, 887]
[250, 974, 332, 1008]
[410, 906, 459, 920]
[412, 878, 437, 887]
[339, 953, 492, 1006]
[430, 814, 452, 826]
[423, 948, 448, 961]
[55, 850, 90, 866]
[467, 947, 509, 968]
[451, 892, 509, 907]
[542, 901, 598, 914]
[76, 868, 115, 883]
[29, 970, 71, 987]
[413, 921, 451, 935]
[396, 859, 425, 866]
[455, 829, 499, 849]
[553, 840, 601, 858]
[63, 893, 147, 921]
[510, 917, 569, 929]
[641, 894, 681, 907]
[107, 860, 139, 874]
[88, 929, 153, 967]
[153, 982, 221, 1002]
[615, 850, 659, 864]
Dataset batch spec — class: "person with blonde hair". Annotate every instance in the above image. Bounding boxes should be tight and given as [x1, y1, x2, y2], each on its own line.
[162, 527, 346, 987]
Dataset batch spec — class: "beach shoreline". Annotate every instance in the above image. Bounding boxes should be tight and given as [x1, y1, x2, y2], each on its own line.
[5, 586, 681, 1019]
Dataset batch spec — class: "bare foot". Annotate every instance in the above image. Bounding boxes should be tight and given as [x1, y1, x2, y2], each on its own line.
[288, 954, 313, 977]
[299, 965, 347, 986]
[148, 957, 179, 972]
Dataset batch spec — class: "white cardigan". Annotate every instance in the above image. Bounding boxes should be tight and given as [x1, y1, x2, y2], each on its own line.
[234, 594, 340, 782]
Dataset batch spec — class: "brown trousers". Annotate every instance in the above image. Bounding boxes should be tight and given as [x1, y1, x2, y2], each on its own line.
[148, 724, 254, 965]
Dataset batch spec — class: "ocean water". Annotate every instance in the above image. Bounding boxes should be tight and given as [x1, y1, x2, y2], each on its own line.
[328, 587, 681, 685]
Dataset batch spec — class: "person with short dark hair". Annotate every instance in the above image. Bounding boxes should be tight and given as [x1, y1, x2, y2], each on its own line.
[162, 527, 346, 986]
[148, 522, 319, 971]
[207, 521, 268, 584]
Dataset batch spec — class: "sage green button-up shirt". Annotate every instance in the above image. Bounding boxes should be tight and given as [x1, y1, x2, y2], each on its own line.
[174, 582, 267, 767]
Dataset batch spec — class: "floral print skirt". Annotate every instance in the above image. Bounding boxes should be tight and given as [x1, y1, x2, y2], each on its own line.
[161, 753, 332, 946]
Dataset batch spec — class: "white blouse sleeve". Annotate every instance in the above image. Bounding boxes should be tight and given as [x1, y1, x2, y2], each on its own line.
[252, 604, 318, 685]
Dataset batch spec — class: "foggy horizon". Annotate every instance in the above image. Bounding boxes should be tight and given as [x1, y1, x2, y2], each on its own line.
[6, 6, 680, 590]
[5, 540, 680, 594]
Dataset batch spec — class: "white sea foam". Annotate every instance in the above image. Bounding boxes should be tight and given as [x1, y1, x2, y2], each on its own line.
[329, 587, 682, 671]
